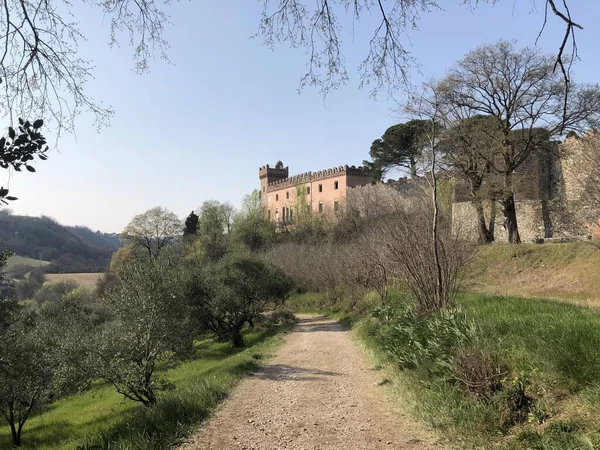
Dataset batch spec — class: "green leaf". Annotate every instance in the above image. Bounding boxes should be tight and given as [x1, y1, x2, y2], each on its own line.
[8, 127, 15, 139]
[0, 188, 8, 197]
[18, 118, 23, 125]
[5, 196, 17, 201]
[33, 119, 43, 129]
[25, 165, 36, 172]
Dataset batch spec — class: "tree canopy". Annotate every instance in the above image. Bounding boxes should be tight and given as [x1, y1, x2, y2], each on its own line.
[364, 120, 430, 180]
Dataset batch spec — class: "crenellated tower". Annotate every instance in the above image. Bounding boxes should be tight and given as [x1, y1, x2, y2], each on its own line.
[259, 162, 289, 200]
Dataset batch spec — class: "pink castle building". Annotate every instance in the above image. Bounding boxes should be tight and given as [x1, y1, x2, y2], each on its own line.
[259, 161, 371, 222]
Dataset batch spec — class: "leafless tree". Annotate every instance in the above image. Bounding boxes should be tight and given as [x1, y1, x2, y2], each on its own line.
[0, 0, 172, 135]
[437, 41, 600, 243]
[257, 0, 582, 96]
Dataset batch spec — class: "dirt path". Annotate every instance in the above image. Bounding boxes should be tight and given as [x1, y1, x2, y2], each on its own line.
[180, 315, 443, 450]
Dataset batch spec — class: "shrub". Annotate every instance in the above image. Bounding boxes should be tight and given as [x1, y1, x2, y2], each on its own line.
[452, 346, 504, 400]
[495, 372, 533, 430]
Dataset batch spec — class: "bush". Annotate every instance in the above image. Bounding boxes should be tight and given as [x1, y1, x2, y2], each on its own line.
[452, 346, 504, 400]
[33, 280, 78, 305]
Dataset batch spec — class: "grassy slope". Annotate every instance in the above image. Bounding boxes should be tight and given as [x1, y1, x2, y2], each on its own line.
[3, 254, 51, 272]
[0, 326, 291, 450]
[359, 293, 600, 449]
[466, 241, 600, 306]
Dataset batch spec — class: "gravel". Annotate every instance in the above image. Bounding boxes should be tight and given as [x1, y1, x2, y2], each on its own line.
[179, 315, 444, 450]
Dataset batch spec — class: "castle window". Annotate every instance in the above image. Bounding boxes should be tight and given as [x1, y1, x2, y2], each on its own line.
[268, 196, 271, 203]
[289, 208, 293, 221]
[318, 184, 323, 193]
[268, 209, 271, 219]
[275, 209, 279, 220]
[334, 199, 339, 211]
[286, 191, 289, 199]
[334, 181, 339, 190]
[275, 194, 279, 201]
[306, 186, 311, 195]
[318, 202, 323, 213]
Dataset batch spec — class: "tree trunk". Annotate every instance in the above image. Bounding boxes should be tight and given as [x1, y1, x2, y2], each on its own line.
[501, 171, 521, 243]
[410, 157, 417, 178]
[9, 418, 19, 447]
[473, 197, 494, 243]
[232, 328, 244, 348]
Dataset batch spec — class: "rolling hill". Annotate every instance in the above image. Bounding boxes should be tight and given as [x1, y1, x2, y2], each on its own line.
[0, 213, 121, 273]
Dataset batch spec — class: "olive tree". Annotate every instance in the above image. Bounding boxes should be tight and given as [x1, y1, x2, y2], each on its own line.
[187, 255, 293, 347]
[92, 255, 193, 407]
[0, 291, 95, 447]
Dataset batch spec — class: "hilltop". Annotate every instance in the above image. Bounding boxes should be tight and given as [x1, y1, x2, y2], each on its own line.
[0, 212, 121, 273]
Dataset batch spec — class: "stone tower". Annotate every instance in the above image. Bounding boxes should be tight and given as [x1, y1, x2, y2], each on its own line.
[259, 162, 289, 199]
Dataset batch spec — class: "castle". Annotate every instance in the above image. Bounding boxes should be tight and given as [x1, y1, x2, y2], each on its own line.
[259, 162, 371, 221]
[260, 134, 600, 241]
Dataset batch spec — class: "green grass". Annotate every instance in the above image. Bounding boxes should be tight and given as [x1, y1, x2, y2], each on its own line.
[357, 292, 600, 449]
[3, 254, 50, 273]
[0, 325, 292, 449]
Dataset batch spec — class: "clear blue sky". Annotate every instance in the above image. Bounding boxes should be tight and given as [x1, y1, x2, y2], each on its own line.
[6, 1, 600, 232]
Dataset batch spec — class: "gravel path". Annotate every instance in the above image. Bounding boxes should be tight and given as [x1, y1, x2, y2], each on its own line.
[179, 315, 443, 450]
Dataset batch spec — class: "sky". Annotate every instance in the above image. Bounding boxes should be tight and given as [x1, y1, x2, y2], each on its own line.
[5, 1, 600, 232]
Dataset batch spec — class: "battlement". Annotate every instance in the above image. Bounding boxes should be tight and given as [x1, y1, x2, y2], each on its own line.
[259, 163, 289, 180]
[264, 164, 370, 191]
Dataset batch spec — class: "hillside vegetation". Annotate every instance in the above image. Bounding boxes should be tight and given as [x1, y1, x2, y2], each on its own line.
[0, 213, 120, 273]
[466, 241, 600, 306]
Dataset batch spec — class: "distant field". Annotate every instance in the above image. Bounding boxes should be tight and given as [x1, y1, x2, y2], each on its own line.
[3, 255, 51, 273]
[46, 273, 103, 290]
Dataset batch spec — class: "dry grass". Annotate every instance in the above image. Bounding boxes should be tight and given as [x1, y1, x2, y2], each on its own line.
[45, 273, 103, 290]
[464, 241, 600, 307]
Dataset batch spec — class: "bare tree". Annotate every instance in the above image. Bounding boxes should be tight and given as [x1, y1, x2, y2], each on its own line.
[121, 206, 182, 259]
[437, 41, 600, 243]
[439, 115, 503, 243]
[258, 1, 582, 95]
[0, 0, 173, 135]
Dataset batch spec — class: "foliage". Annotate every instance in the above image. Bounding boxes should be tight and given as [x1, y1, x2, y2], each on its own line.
[92, 256, 194, 407]
[0, 292, 96, 448]
[32, 280, 78, 305]
[0, 312, 53, 447]
[364, 120, 430, 179]
[371, 303, 477, 377]
[196, 200, 235, 261]
[14, 267, 46, 301]
[183, 210, 199, 237]
[0, 325, 289, 449]
[121, 206, 182, 260]
[187, 255, 294, 347]
[0, 119, 48, 206]
[231, 190, 276, 252]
